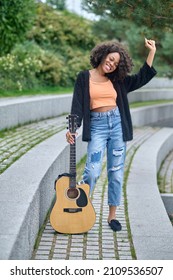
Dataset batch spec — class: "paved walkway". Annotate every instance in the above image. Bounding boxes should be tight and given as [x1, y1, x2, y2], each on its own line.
[31, 126, 160, 260]
[0, 116, 66, 174]
[0, 114, 172, 260]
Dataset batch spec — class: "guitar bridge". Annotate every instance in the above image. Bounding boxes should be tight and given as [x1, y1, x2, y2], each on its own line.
[63, 208, 82, 213]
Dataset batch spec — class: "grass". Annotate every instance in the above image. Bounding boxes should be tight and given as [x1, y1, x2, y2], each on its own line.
[0, 86, 73, 98]
[0, 127, 17, 139]
[123, 148, 138, 260]
[130, 99, 173, 108]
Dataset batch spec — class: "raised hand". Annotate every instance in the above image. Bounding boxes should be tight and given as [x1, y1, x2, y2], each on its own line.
[145, 38, 156, 67]
[145, 38, 156, 53]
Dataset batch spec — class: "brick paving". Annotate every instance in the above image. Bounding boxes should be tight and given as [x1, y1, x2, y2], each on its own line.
[0, 115, 66, 174]
[31, 126, 160, 260]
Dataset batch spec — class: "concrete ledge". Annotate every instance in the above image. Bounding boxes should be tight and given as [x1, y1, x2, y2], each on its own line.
[0, 128, 87, 259]
[127, 128, 173, 259]
[0, 79, 173, 132]
[0, 94, 72, 130]
[131, 103, 173, 127]
[142, 77, 173, 88]
[128, 89, 173, 103]
[129, 76, 173, 103]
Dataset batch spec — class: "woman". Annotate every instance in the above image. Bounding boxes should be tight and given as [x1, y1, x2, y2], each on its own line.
[66, 38, 156, 232]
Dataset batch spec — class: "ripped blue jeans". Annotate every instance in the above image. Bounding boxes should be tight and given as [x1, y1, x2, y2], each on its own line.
[82, 107, 126, 206]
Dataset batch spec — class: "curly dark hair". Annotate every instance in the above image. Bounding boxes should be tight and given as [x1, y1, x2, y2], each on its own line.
[90, 41, 133, 81]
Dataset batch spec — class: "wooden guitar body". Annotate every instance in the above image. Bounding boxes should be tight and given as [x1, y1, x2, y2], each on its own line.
[50, 176, 96, 234]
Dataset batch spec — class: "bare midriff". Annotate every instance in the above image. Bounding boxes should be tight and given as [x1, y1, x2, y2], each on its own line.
[91, 105, 116, 112]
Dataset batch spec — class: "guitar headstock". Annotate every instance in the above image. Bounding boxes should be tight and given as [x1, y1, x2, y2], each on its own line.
[67, 114, 78, 134]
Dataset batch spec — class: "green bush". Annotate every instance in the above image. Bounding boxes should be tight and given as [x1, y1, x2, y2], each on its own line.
[36, 50, 66, 86]
[0, 42, 92, 92]
[26, 4, 99, 87]
[27, 4, 97, 51]
[0, 50, 42, 91]
[36, 48, 91, 87]
[0, 3, 99, 92]
[11, 41, 66, 87]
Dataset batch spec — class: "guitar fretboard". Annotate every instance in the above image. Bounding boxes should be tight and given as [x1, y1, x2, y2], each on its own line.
[69, 135, 76, 187]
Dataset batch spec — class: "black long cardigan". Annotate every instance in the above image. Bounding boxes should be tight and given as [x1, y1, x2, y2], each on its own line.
[71, 62, 157, 142]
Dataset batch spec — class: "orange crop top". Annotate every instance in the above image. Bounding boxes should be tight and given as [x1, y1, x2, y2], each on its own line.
[89, 78, 117, 110]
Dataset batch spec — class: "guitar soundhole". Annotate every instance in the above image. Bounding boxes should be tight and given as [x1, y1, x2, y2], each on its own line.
[67, 188, 79, 199]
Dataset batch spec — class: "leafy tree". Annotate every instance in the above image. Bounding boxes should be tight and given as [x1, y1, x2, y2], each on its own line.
[158, 32, 173, 77]
[82, 0, 173, 32]
[81, 0, 173, 78]
[91, 17, 130, 42]
[0, 0, 36, 55]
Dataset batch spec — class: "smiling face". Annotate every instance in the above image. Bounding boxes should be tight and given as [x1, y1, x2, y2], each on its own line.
[101, 52, 120, 74]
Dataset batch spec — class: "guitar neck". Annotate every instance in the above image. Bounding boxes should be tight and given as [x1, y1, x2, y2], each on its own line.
[69, 135, 76, 187]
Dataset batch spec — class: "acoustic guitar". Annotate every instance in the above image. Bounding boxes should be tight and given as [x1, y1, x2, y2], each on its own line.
[50, 114, 96, 234]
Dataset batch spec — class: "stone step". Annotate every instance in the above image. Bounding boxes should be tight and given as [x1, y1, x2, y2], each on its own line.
[0, 89, 173, 131]
[0, 94, 72, 130]
[127, 127, 173, 260]
[0, 116, 87, 259]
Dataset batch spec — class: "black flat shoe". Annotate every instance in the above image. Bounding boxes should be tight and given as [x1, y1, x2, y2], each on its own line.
[108, 219, 122, 232]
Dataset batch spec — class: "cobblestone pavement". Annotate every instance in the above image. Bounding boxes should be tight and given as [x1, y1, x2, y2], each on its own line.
[31, 126, 161, 260]
[0, 115, 66, 174]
